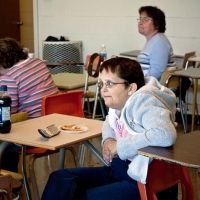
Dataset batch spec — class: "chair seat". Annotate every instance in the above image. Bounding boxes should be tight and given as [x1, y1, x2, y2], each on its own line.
[0, 171, 23, 196]
[25, 147, 50, 154]
[12, 179, 23, 194]
[0, 170, 22, 181]
[84, 91, 96, 98]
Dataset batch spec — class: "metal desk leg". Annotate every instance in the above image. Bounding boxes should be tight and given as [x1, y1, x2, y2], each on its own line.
[58, 148, 66, 169]
[29, 154, 41, 200]
[83, 140, 108, 166]
[21, 145, 32, 200]
[179, 77, 188, 133]
[191, 79, 198, 131]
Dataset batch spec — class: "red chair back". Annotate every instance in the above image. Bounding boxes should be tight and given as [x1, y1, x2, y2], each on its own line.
[41, 90, 84, 117]
[137, 159, 194, 200]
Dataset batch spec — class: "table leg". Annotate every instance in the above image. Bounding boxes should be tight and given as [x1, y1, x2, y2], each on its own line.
[179, 77, 188, 133]
[58, 148, 66, 169]
[58, 141, 108, 169]
[83, 140, 108, 166]
[191, 79, 198, 131]
[21, 145, 32, 200]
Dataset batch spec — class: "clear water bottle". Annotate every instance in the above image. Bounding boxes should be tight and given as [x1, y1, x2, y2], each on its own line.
[0, 85, 12, 133]
[99, 44, 107, 61]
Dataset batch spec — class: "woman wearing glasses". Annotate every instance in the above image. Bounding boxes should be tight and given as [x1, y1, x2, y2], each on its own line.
[42, 57, 177, 200]
[137, 6, 176, 81]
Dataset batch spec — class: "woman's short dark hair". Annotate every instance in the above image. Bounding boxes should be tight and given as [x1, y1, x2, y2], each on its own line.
[139, 6, 166, 33]
[100, 57, 145, 90]
[0, 38, 28, 69]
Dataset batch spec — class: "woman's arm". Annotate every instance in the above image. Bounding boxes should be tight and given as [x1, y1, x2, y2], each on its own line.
[117, 91, 177, 160]
[102, 115, 117, 164]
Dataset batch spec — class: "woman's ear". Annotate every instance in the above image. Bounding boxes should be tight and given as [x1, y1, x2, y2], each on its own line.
[128, 83, 137, 95]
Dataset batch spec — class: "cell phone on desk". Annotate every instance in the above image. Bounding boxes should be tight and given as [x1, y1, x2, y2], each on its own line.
[38, 124, 60, 138]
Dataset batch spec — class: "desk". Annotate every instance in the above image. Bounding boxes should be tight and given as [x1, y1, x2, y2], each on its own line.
[138, 131, 200, 168]
[52, 73, 98, 91]
[46, 62, 84, 67]
[188, 56, 200, 68]
[174, 68, 200, 132]
[0, 114, 104, 200]
[119, 50, 141, 58]
[138, 131, 200, 199]
[119, 50, 184, 68]
[119, 50, 184, 59]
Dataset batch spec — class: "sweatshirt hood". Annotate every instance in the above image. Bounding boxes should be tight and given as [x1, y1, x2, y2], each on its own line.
[124, 76, 177, 126]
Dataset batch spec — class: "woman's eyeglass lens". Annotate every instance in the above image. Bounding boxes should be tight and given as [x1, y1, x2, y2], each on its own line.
[137, 17, 152, 23]
[97, 81, 129, 89]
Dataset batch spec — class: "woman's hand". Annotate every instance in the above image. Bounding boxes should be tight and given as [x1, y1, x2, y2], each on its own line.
[102, 138, 117, 164]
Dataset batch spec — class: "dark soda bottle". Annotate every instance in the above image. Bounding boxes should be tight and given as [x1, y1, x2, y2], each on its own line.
[0, 85, 12, 133]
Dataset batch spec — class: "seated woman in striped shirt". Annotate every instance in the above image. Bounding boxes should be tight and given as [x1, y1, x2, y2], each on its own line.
[0, 37, 58, 118]
[0, 38, 59, 173]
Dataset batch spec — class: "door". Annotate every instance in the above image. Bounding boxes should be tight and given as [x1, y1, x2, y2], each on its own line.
[0, 0, 21, 41]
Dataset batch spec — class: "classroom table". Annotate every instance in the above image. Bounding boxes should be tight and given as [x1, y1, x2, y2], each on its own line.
[52, 73, 98, 91]
[119, 50, 184, 59]
[46, 62, 84, 67]
[119, 50, 141, 58]
[119, 50, 184, 68]
[174, 68, 200, 132]
[138, 131, 200, 199]
[0, 114, 105, 200]
[186, 56, 200, 69]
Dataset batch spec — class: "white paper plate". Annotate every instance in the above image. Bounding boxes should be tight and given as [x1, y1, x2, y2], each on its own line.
[59, 125, 88, 133]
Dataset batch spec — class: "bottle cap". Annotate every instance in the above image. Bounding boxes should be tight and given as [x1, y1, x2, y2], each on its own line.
[0, 85, 7, 91]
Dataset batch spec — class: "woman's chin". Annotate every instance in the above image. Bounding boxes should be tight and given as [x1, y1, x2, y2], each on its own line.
[104, 100, 110, 108]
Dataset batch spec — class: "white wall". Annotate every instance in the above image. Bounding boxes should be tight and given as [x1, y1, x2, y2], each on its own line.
[34, 0, 200, 60]
[33, 0, 200, 115]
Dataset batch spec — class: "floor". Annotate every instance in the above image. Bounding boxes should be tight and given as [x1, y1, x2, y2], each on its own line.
[14, 113, 200, 199]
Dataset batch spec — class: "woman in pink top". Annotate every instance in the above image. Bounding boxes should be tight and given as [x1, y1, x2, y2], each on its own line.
[0, 38, 58, 118]
[0, 38, 58, 173]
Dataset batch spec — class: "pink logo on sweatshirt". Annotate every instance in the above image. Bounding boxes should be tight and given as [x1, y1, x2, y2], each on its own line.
[115, 118, 130, 139]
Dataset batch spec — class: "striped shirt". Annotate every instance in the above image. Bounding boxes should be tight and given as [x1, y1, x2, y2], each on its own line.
[137, 33, 176, 81]
[0, 58, 58, 118]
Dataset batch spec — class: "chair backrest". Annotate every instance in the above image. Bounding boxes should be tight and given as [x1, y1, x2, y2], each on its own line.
[160, 69, 181, 88]
[182, 51, 196, 69]
[11, 112, 28, 123]
[41, 90, 85, 117]
[137, 159, 194, 200]
[85, 53, 104, 78]
[83, 54, 106, 119]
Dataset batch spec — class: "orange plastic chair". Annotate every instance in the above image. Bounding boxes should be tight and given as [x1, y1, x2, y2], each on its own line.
[41, 90, 84, 117]
[137, 159, 194, 200]
[26, 90, 85, 200]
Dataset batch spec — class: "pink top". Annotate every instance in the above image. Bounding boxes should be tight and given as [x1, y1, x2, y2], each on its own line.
[115, 118, 130, 140]
[0, 58, 58, 118]
[114, 115, 134, 161]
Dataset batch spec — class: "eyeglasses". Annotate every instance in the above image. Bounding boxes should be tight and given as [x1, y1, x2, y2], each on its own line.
[137, 17, 152, 23]
[97, 80, 129, 89]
